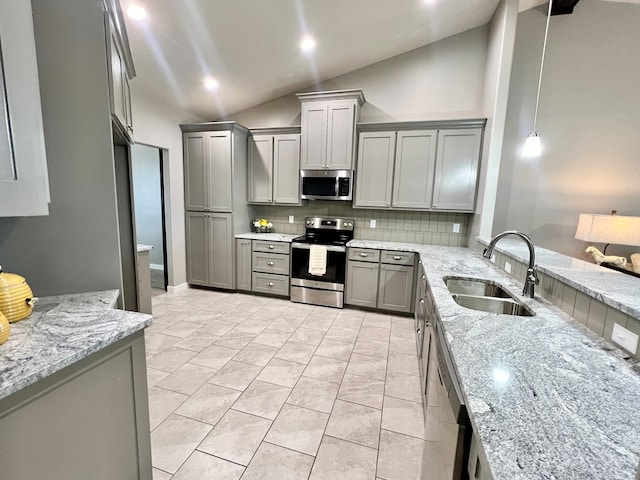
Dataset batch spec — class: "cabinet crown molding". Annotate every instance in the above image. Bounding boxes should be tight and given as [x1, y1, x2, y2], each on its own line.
[249, 126, 301, 136]
[296, 89, 365, 106]
[180, 121, 249, 133]
[357, 118, 486, 132]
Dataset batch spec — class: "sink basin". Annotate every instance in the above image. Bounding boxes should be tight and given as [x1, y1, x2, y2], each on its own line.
[444, 277, 512, 299]
[450, 294, 534, 317]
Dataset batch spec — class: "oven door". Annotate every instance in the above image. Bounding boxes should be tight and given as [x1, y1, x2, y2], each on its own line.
[290, 244, 346, 291]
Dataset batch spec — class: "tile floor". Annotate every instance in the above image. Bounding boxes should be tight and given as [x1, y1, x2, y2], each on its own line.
[146, 288, 428, 479]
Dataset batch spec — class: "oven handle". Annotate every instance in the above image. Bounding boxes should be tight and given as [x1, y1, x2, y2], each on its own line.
[291, 243, 346, 253]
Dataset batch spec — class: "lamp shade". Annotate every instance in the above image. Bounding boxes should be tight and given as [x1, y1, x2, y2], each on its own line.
[575, 214, 640, 247]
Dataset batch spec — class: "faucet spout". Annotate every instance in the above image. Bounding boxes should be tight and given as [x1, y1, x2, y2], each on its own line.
[483, 231, 539, 298]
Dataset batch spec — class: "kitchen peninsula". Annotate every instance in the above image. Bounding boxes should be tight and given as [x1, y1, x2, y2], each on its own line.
[0, 290, 153, 480]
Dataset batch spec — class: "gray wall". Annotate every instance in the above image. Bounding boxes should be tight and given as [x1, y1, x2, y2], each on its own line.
[494, 0, 640, 261]
[0, 0, 123, 296]
[223, 25, 489, 127]
[131, 144, 164, 267]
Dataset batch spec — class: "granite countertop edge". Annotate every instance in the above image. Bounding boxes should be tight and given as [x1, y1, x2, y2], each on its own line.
[0, 289, 152, 401]
[235, 232, 299, 242]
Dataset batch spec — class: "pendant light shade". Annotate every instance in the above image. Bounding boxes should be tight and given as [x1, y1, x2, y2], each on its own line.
[522, 132, 542, 157]
[523, 0, 553, 158]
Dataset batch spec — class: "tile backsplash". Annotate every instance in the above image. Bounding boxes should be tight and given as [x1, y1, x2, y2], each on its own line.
[251, 202, 471, 246]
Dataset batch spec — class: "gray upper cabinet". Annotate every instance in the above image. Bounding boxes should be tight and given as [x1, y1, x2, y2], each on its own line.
[273, 134, 301, 204]
[354, 131, 395, 208]
[392, 130, 437, 209]
[184, 130, 233, 212]
[105, 0, 135, 143]
[248, 129, 300, 205]
[432, 128, 482, 212]
[0, 0, 50, 217]
[297, 90, 365, 170]
[354, 120, 485, 213]
[247, 134, 273, 203]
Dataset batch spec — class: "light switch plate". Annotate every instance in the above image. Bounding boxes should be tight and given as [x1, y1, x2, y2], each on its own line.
[612, 323, 639, 354]
[504, 261, 512, 274]
[288, 215, 294, 223]
[452, 223, 460, 233]
[370, 219, 376, 228]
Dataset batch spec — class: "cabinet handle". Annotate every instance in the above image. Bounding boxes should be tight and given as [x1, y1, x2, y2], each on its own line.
[359, 252, 368, 257]
[267, 261, 274, 266]
[422, 274, 426, 280]
[267, 282, 274, 287]
[393, 255, 402, 260]
[268, 245, 274, 249]
[420, 299, 424, 304]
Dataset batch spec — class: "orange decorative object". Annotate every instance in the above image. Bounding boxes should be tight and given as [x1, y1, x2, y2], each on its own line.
[0, 311, 9, 345]
[0, 265, 37, 323]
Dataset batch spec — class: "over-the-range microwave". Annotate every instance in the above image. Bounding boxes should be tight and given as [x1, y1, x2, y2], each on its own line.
[300, 170, 353, 201]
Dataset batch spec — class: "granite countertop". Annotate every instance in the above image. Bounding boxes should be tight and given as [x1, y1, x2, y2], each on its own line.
[0, 290, 152, 401]
[137, 243, 153, 252]
[235, 232, 299, 242]
[350, 240, 640, 479]
[477, 237, 640, 319]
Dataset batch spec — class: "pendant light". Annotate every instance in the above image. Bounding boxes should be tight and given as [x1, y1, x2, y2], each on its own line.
[523, 0, 553, 158]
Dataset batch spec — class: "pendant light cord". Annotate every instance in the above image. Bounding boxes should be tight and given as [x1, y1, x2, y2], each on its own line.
[532, 0, 553, 131]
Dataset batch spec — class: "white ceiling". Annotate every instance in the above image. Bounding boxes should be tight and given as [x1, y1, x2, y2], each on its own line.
[120, 0, 503, 120]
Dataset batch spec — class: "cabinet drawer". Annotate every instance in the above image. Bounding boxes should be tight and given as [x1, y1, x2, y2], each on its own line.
[381, 250, 415, 266]
[252, 240, 290, 254]
[252, 252, 290, 275]
[348, 248, 380, 263]
[252, 272, 290, 296]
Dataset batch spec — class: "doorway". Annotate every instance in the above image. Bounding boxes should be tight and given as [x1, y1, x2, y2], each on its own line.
[130, 143, 168, 293]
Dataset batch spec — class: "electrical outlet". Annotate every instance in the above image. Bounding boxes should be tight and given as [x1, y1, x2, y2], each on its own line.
[288, 215, 294, 224]
[504, 261, 512, 274]
[452, 223, 460, 233]
[370, 219, 376, 228]
[612, 323, 639, 354]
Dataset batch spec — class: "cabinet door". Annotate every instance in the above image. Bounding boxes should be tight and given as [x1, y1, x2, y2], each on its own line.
[207, 131, 233, 212]
[345, 261, 379, 308]
[236, 239, 252, 291]
[273, 134, 300, 204]
[354, 131, 395, 208]
[378, 264, 414, 313]
[248, 134, 273, 203]
[300, 102, 327, 170]
[208, 213, 233, 289]
[432, 128, 482, 212]
[392, 130, 437, 209]
[326, 101, 356, 170]
[184, 133, 208, 210]
[108, 25, 126, 131]
[186, 212, 209, 285]
[0, 0, 50, 216]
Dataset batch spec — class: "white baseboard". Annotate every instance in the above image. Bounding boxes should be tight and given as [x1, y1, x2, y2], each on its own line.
[150, 263, 164, 271]
[167, 283, 189, 294]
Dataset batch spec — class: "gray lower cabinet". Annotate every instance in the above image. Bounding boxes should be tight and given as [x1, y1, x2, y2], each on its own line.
[186, 212, 233, 289]
[250, 240, 290, 297]
[346, 248, 415, 313]
[432, 128, 482, 211]
[136, 249, 152, 314]
[0, 331, 151, 480]
[378, 264, 415, 313]
[236, 239, 252, 291]
[248, 129, 300, 205]
[345, 260, 380, 308]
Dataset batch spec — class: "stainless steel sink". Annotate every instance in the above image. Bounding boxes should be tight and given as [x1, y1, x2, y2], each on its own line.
[450, 294, 534, 317]
[444, 277, 512, 299]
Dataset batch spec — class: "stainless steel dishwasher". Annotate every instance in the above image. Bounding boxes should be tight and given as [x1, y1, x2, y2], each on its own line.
[422, 316, 472, 480]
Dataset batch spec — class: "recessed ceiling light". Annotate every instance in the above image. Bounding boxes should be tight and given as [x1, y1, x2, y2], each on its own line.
[204, 78, 219, 91]
[127, 4, 147, 20]
[300, 35, 316, 53]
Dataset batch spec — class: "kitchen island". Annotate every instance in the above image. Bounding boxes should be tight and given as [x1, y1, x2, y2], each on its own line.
[0, 290, 153, 480]
[352, 239, 640, 479]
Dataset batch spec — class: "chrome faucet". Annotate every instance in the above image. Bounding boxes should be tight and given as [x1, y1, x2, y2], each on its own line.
[483, 231, 539, 298]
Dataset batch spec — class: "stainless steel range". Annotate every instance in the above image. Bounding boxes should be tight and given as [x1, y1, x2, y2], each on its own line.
[290, 217, 354, 308]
